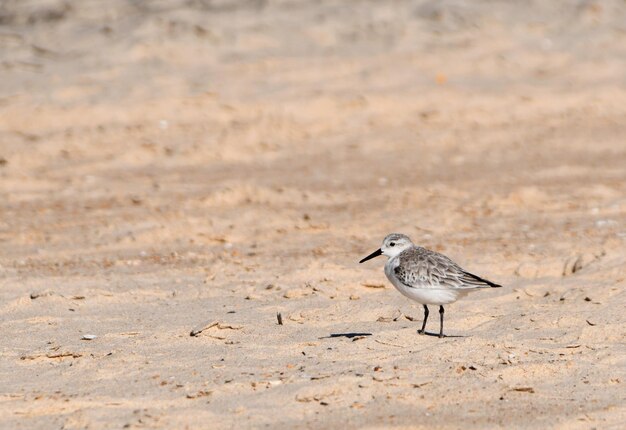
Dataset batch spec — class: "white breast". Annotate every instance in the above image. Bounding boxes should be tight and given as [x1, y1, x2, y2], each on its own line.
[384, 257, 466, 305]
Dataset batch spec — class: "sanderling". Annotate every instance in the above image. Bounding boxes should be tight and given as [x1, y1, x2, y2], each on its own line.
[359, 233, 502, 338]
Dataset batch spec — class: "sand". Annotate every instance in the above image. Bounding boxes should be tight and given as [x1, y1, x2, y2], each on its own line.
[1, 0, 625, 428]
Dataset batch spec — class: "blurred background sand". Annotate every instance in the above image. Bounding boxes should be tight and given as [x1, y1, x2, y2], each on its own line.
[1, 0, 625, 428]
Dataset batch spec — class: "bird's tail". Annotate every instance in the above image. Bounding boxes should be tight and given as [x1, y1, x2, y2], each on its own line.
[462, 271, 503, 288]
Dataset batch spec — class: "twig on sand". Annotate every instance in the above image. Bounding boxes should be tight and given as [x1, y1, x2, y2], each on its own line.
[190, 320, 243, 337]
[190, 321, 219, 337]
[361, 282, 386, 289]
[511, 387, 535, 393]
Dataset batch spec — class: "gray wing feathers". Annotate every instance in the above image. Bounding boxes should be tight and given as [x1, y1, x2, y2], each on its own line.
[394, 247, 502, 290]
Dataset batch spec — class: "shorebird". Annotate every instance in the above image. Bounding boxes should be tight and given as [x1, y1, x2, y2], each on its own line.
[359, 233, 502, 338]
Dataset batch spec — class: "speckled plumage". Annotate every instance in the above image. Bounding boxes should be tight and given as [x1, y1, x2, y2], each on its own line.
[392, 246, 501, 291]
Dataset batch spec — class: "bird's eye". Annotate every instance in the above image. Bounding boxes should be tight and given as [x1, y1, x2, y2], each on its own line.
[390, 242, 395, 247]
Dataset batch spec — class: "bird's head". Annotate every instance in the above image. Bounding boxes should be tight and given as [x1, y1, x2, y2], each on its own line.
[359, 233, 414, 263]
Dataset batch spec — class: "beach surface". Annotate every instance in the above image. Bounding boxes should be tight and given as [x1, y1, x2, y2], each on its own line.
[1, 1, 625, 428]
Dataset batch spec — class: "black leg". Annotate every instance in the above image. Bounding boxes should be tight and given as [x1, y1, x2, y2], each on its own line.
[418, 305, 429, 334]
[439, 306, 445, 338]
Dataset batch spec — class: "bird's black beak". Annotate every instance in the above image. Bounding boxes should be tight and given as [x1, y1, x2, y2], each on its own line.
[359, 248, 382, 263]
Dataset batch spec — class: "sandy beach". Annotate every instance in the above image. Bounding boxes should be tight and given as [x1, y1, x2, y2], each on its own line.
[1, 0, 625, 428]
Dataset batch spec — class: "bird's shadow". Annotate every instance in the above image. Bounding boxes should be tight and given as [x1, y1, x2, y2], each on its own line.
[318, 332, 467, 340]
[319, 332, 372, 339]
[420, 331, 467, 338]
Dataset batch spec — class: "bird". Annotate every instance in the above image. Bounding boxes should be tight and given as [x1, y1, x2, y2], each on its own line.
[359, 233, 502, 338]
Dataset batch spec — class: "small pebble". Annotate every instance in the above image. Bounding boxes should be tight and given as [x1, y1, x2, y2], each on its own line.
[82, 334, 97, 340]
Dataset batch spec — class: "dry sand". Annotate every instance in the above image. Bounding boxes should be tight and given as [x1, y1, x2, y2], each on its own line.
[1, 0, 625, 428]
